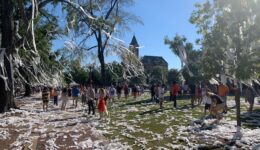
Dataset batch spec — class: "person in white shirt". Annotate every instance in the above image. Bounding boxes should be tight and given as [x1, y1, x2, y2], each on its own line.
[202, 92, 212, 116]
[158, 84, 165, 109]
[109, 85, 116, 102]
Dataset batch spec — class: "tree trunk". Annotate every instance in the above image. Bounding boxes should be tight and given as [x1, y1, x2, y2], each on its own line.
[0, 0, 17, 113]
[98, 50, 106, 86]
[235, 88, 241, 127]
[97, 30, 107, 86]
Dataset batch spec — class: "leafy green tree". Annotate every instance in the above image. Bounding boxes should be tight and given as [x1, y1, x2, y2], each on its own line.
[190, 0, 260, 130]
[64, 60, 88, 85]
[62, 0, 142, 85]
[0, 0, 59, 112]
[145, 66, 167, 84]
[164, 34, 206, 84]
[167, 69, 181, 84]
[106, 62, 124, 85]
[21, 13, 62, 96]
[0, 0, 69, 112]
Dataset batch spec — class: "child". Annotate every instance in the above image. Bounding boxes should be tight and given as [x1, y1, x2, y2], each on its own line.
[98, 88, 107, 119]
[42, 87, 49, 111]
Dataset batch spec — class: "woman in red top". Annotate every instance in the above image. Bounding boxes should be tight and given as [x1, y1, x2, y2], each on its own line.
[98, 88, 107, 119]
[171, 82, 180, 108]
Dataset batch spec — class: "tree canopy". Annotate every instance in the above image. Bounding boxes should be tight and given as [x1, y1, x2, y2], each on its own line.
[190, 0, 260, 81]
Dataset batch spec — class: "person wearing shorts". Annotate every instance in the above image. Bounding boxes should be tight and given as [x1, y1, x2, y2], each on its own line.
[218, 83, 229, 113]
[202, 92, 212, 116]
[208, 92, 224, 124]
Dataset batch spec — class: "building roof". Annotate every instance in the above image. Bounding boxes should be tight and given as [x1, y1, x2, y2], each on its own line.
[130, 35, 139, 47]
[141, 55, 168, 67]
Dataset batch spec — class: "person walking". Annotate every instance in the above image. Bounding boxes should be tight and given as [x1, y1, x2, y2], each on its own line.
[124, 84, 129, 100]
[150, 84, 156, 102]
[50, 88, 55, 104]
[98, 88, 107, 119]
[245, 85, 257, 114]
[81, 87, 87, 106]
[53, 88, 59, 106]
[159, 84, 165, 109]
[87, 85, 96, 115]
[208, 92, 224, 124]
[67, 86, 72, 99]
[217, 82, 229, 113]
[109, 85, 116, 102]
[202, 92, 212, 116]
[42, 87, 49, 111]
[171, 81, 180, 108]
[116, 84, 123, 100]
[189, 83, 196, 108]
[72, 86, 80, 107]
[61, 87, 68, 110]
[132, 85, 138, 100]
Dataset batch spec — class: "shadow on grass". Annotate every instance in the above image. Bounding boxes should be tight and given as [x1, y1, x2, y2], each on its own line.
[119, 95, 192, 107]
[241, 108, 260, 128]
[119, 98, 154, 107]
[139, 108, 165, 115]
[176, 104, 194, 110]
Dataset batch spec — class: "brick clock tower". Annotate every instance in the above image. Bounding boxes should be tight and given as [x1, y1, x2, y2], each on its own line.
[129, 35, 139, 57]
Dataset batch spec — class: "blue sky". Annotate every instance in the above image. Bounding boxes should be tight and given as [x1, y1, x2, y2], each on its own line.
[122, 0, 205, 70]
[52, 0, 205, 70]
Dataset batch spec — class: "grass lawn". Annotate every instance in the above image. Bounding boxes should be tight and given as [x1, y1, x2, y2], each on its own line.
[95, 92, 260, 149]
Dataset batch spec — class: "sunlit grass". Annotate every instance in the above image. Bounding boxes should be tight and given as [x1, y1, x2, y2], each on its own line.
[95, 92, 260, 149]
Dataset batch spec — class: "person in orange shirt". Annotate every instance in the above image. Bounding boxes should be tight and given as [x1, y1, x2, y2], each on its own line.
[171, 81, 180, 108]
[218, 82, 229, 113]
[50, 87, 55, 104]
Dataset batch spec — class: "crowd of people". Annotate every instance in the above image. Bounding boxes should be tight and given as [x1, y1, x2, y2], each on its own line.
[149, 80, 260, 124]
[40, 79, 260, 123]
[40, 83, 146, 119]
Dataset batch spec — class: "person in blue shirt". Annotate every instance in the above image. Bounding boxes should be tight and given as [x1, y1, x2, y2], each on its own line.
[72, 86, 80, 107]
